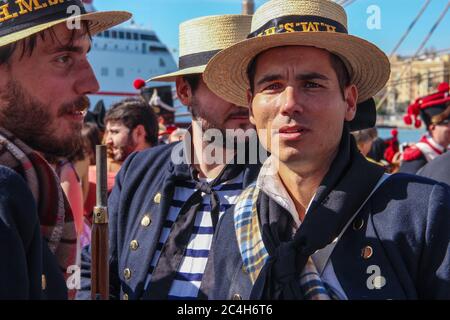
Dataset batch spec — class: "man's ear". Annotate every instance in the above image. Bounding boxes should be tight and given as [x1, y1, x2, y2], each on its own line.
[132, 124, 147, 145]
[247, 88, 256, 125]
[344, 84, 358, 122]
[428, 124, 436, 133]
[176, 76, 192, 106]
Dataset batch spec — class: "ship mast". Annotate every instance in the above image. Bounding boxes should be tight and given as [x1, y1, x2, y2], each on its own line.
[242, 0, 255, 15]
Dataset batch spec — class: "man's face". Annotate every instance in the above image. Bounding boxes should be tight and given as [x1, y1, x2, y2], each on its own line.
[105, 121, 137, 162]
[189, 78, 254, 141]
[430, 121, 450, 148]
[0, 23, 99, 157]
[248, 46, 357, 171]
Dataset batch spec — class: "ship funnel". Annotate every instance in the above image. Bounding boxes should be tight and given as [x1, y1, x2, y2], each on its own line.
[242, 0, 254, 15]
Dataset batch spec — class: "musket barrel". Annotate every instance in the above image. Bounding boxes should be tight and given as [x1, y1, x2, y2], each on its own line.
[96, 145, 108, 208]
[91, 145, 109, 300]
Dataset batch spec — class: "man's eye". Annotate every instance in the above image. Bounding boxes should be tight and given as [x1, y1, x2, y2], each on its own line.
[304, 82, 321, 88]
[55, 55, 72, 64]
[263, 83, 283, 91]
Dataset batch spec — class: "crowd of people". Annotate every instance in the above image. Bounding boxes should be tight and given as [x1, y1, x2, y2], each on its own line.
[349, 80, 450, 184]
[0, 0, 448, 300]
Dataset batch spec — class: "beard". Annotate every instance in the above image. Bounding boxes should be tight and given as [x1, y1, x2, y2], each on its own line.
[190, 96, 226, 134]
[0, 79, 89, 157]
[190, 97, 252, 149]
[110, 133, 137, 162]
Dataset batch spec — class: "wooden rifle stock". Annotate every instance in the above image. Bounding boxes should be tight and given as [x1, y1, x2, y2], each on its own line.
[91, 145, 109, 300]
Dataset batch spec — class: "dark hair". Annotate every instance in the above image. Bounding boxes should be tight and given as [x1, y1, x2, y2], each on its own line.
[0, 21, 91, 65]
[105, 98, 159, 146]
[182, 74, 202, 93]
[247, 48, 350, 99]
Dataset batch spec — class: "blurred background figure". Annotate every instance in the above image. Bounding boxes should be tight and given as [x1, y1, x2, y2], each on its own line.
[352, 128, 378, 157]
[76, 123, 102, 206]
[44, 153, 85, 267]
[353, 127, 401, 173]
[400, 83, 450, 174]
[366, 127, 401, 173]
[104, 97, 159, 164]
[83, 98, 159, 239]
[158, 124, 178, 144]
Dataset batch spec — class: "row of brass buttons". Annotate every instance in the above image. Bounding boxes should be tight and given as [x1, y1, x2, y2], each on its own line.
[122, 194, 161, 299]
[353, 218, 373, 259]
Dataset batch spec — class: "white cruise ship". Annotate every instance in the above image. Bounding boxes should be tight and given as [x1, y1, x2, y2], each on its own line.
[83, 1, 185, 122]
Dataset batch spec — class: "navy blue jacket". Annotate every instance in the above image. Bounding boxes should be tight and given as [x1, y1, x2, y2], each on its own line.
[0, 166, 67, 300]
[77, 143, 261, 300]
[210, 174, 450, 300]
[399, 155, 427, 174]
[418, 152, 450, 186]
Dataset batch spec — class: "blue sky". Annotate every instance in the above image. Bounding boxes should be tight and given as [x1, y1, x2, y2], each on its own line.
[94, 0, 449, 59]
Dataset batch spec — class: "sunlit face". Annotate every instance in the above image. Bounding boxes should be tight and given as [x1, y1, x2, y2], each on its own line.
[105, 121, 137, 162]
[248, 46, 357, 171]
[190, 78, 253, 131]
[0, 23, 99, 156]
[430, 120, 450, 148]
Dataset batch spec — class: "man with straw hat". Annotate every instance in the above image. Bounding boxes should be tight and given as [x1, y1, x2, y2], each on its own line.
[78, 14, 262, 300]
[204, 0, 450, 300]
[0, 0, 130, 299]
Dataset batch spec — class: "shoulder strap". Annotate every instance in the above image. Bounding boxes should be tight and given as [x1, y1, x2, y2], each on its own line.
[312, 173, 391, 275]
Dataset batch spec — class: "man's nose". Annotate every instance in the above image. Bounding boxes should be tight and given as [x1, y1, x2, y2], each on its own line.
[105, 134, 113, 145]
[74, 60, 100, 96]
[279, 86, 303, 116]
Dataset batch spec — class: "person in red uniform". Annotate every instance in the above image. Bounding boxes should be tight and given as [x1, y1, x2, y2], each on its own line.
[399, 82, 450, 174]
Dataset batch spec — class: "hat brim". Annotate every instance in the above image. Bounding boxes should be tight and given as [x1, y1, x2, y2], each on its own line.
[149, 65, 206, 83]
[0, 11, 132, 48]
[204, 31, 390, 106]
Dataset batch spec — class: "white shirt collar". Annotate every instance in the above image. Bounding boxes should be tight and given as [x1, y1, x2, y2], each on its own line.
[256, 155, 307, 229]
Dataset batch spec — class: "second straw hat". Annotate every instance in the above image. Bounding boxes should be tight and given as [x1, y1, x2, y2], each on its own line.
[150, 14, 252, 82]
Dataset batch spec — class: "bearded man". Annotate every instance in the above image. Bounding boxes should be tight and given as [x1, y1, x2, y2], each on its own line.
[0, 0, 130, 299]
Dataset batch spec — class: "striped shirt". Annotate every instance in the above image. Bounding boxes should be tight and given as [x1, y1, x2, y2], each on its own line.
[145, 172, 244, 299]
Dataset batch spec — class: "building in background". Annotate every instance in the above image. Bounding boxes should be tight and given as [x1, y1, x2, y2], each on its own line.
[385, 53, 450, 114]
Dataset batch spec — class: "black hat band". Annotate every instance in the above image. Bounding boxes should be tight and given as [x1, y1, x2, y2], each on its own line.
[247, 15, 348, 39]
[178, 49, 221, 70]
[0, 0, 86, 38]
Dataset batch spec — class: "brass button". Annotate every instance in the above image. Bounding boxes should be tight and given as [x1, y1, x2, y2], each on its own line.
[353, 218, 365, 231]
[232, 294, 242, 301]
[41, 275, 47, 290]
[153, 193, 162, 204]
[362, 246, 374, 259]
[124, 268, 132, 280]
[141, 215, 151, 227]
[123, 293, 129, 300]
[130, 240, 139, 251]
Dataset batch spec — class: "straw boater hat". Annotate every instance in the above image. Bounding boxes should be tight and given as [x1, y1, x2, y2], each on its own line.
[0, 0, 131, 48]
[203, 0, 391, 108]
[150, 14, 252, 82]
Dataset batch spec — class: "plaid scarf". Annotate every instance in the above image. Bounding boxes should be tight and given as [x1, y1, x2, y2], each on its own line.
[0, 127, 77, 274]
[235, 128, 385, 300]
[234, 184, 339, 300]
